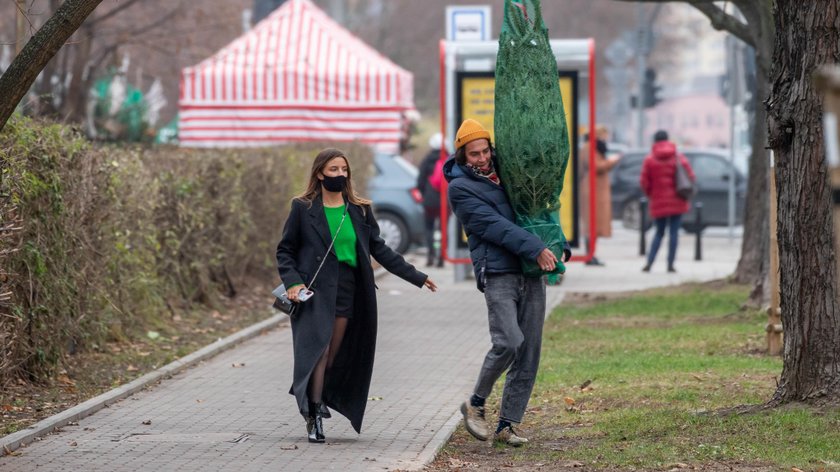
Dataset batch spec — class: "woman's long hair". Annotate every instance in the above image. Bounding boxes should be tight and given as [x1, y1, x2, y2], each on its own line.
[297, 148, 372, 208]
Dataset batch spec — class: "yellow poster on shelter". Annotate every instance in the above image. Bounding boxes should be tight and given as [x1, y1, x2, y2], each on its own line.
[460, 74, 578, 243]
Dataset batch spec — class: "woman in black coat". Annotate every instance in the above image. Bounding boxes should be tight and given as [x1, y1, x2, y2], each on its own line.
[276, 148, 437, 443]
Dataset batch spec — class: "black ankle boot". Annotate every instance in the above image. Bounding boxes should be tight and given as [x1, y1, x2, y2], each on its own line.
[308, 403, 325, 443]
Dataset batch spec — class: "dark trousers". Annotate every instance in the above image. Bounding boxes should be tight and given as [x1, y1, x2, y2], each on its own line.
[647, 214, 682, 268]
[474, 273, 546, 424]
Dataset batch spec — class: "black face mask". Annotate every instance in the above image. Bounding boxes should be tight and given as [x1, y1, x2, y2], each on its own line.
[321, 174, 347, 193]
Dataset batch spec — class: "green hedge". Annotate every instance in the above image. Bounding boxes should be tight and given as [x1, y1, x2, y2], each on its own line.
[0, 117, 372, 384]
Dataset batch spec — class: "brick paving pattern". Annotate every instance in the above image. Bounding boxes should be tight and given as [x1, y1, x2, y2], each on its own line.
[0, 225, 740, 471]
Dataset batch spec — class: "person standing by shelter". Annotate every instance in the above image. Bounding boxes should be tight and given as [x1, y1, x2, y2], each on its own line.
[640, 130, 695, 273]
[578, 125, 621, 266]
[592, 126, 622, 238]
[276, 148, 437, 443]
[416, 132, 447, 267]
[445, 119, 570, 447]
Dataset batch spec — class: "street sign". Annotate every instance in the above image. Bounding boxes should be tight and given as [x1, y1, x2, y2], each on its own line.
[446, 5, 492, 41]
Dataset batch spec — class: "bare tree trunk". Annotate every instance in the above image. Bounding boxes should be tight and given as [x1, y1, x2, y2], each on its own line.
[34, 0, 62, 117]
[61, 23, 94, 122]
[733, 60, 769, 288]
[767, 0, 840, 403]
[0, 0, 104, 132]
[731, 2, 773, 306]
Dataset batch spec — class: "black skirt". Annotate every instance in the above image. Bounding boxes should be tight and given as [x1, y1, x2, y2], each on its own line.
[335, 262, 357, 318]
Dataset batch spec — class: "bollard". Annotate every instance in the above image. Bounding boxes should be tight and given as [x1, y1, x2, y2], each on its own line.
[694, 201, 703, 261]
[639, 197, 648, 256]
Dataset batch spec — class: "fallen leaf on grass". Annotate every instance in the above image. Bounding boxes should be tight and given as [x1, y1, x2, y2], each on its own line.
[564, 397, 576, 405]
[126, 365, 139, 372]
[792, 468, 805, 472]
[146, 331, 160, 340]
[668, 463, 690, 470]
[57, 374, 76, 387]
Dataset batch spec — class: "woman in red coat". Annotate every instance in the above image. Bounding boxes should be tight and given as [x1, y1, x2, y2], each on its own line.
[639, 130, 695, 272]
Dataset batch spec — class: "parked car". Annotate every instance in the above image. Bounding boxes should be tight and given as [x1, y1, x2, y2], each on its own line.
[368, 153, 425, 254]
[610, 148, 746, 233]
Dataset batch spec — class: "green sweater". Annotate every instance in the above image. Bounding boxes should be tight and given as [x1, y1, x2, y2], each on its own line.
[324, 205, 357, 267]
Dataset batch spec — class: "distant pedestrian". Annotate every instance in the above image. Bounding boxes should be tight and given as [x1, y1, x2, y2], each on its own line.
[640, 130, 695, 272]
[444, 119, 570, 447]
[579, 125, 622, 266]
[276, 148, 437, 443]
[416, 132, 447, 267]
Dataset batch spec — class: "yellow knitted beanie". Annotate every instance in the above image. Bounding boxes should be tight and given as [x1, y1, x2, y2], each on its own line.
[455, 119, 491, 150]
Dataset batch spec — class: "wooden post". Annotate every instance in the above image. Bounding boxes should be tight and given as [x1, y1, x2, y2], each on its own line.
[767, 156, 782, 356]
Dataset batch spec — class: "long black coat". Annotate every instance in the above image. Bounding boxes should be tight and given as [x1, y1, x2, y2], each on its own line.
[276, 195, 428, 433]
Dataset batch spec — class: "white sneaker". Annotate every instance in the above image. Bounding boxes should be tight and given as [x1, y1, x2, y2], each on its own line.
[494, 425, 528, 447]
[460, 401, 489, 441]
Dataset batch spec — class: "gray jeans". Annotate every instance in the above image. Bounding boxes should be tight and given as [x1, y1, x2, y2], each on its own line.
[474, 273, 546, 424]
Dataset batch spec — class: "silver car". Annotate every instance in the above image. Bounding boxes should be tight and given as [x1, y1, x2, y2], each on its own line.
[368, 153, 425, 254]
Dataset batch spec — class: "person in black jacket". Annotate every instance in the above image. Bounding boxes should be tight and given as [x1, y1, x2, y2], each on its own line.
[276, 148, 437, 443]
[416, 132, 446, 267]
[445, 119, 570, 447]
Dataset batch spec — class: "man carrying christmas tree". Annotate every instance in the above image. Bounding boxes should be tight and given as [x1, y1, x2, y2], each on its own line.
[444, 118, 571, 446]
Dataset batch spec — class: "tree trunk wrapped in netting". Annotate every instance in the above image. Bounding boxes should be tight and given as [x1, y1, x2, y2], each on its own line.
[494, 0, 570, 280]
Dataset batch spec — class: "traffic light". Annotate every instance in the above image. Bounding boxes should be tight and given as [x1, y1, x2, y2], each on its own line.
[642, 68, 661, 108]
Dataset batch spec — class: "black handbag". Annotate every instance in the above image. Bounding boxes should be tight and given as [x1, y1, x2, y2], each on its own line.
[272, 284, 297, 316]
[273, 203, 347, 317]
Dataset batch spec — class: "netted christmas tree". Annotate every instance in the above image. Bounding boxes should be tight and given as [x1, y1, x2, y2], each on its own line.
[494, 0, 571, 280]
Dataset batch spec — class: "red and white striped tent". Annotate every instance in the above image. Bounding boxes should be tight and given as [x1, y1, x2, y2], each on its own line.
[178, 0, 414, 153]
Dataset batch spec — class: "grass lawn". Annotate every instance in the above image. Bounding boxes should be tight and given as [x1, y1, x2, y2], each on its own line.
[425, 281, 840, 471]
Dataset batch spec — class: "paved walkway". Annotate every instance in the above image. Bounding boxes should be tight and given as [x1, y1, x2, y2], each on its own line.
[0, 225, 741, 471]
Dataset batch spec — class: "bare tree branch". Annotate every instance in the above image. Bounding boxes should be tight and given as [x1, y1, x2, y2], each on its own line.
[692, 3, 753, 47]
[86, 0, 144, 26]
[611, 0, 754, 46]
[126, 1, 187, 38]
[0, 0, 105, 132]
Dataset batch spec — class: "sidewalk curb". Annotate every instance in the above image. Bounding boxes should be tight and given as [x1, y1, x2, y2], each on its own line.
[399, 407, 463, 471]
[1, 268, 390, 456]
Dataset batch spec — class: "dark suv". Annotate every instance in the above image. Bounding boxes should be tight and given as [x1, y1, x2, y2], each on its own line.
[610, 148, 746, 232]
[368, 153, 425, 254]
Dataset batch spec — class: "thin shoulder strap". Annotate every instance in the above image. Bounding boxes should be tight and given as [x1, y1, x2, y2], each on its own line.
[307, 202, 348, 289]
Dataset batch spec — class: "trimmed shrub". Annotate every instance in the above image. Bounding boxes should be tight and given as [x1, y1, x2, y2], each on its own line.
[0, 117, 373, 385]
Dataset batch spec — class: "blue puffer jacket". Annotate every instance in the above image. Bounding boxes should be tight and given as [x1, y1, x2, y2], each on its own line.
[444, 156, 546, 291]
